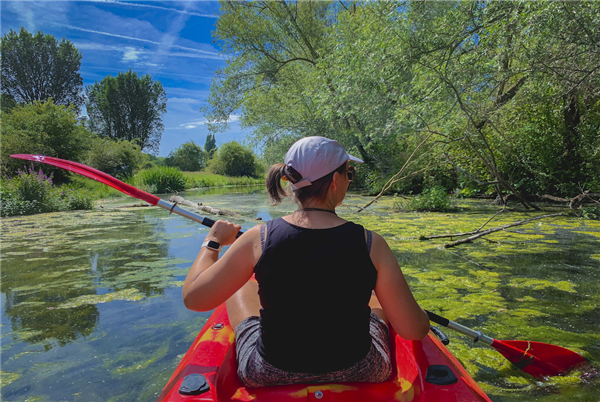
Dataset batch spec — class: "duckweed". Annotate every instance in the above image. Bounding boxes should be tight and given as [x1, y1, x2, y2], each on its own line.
[1, 194, 599, 401]
[0, 370, 20, 387]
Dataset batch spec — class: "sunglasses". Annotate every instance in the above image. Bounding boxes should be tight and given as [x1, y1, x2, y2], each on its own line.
[344, 166, 355, 182]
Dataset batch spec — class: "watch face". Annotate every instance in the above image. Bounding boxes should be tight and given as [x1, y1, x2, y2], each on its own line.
[205, 240, 220, 250]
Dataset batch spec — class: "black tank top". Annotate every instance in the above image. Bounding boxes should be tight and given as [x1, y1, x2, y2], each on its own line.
[254, 217, 377, 373]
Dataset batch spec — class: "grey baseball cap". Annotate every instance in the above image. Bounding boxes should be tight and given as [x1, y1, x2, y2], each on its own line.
[284, 136, 363, 190]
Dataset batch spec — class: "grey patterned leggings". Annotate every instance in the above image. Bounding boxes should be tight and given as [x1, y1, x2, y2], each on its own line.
[234, 313, 392, 388]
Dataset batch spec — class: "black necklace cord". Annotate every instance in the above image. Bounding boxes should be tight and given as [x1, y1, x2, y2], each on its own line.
[296, 207, 337, 216]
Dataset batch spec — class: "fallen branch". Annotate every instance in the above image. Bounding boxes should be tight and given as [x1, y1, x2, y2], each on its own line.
[443, 213, 564, 248]
[541, 191, 600, 208]
[169, 195, 241, 218]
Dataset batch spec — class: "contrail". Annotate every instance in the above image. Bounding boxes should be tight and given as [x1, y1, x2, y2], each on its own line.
[54, 23, 222, 57]
[89, 0, 218, 18]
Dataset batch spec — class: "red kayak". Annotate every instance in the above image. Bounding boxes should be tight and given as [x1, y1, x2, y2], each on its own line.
[157, 304, 491, 402]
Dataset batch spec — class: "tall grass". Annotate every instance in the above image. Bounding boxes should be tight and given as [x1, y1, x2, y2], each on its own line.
[183, 172, 264, 188]
[131, 166, 186, 194]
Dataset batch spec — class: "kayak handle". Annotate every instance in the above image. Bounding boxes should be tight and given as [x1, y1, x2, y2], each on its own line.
[430, 326, 450, 345]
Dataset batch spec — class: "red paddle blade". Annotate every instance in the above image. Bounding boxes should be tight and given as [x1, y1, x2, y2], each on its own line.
[492, 339, 587, 378]
[10, 154, 160, 206]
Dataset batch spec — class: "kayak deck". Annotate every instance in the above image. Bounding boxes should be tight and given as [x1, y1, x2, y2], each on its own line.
[157, 304, 491, 402]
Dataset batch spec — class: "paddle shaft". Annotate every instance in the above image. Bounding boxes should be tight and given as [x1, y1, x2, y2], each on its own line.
[155, 199, 239, 233]
[425, 310, 569, 374]
[426, 310, 494, 345]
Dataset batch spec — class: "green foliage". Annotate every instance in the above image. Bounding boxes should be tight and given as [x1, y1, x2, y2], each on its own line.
[1, 93, 17, 113]
[393, 186, 452, 212]
[132, 166, 186, 194]
[85, 138, 143, 178]
[205, 1, 600, 201]
[0, 100, 92, 181]
[210, 141, 258, 177]
[1, 28, 84, 110]
[165, 141, 206, 171]
[85, 69, 167, 154]
[1, 165, 93, 217]
[204, 134, 217, 158]
[580, 206, 600, 221]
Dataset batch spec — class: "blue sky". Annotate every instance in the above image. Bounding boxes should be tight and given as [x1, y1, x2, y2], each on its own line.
[1, 0, 252, 157]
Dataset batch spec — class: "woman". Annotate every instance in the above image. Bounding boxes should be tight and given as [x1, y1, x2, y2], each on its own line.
[182, 136, 429, 387]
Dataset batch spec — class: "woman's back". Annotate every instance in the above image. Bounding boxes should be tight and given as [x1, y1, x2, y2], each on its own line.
[255, 218, 376, 373]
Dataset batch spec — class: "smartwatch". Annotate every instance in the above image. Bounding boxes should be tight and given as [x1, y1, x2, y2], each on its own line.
[201, 240, 221, 251]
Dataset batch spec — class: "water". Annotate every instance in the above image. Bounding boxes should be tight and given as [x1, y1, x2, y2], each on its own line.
[1, 189, 599, 401]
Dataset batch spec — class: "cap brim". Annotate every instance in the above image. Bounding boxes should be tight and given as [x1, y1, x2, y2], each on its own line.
[348, 154, 364, 164]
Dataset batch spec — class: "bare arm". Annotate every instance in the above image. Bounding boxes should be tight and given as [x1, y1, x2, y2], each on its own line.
[370, 232, 430, 340]
[182, 221, 260, 312]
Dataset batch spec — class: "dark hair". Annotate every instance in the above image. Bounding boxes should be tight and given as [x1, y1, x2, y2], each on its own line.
[266, 162, 347, 205]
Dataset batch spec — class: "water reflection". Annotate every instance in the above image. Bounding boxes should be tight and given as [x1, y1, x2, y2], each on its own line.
[1, 207, 174, 348]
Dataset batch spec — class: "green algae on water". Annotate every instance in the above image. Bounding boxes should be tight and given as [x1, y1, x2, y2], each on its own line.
[0, 370, 21, 387]
[56, 289, 144, 309]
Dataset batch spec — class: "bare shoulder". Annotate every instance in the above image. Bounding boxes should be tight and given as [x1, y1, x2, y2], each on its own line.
[230, 224, 264, 262]
[368, 230, 395, 268]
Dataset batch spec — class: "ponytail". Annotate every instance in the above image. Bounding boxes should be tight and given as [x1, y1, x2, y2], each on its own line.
[266, 162, 346, 206]
[266, 163, 300, 205]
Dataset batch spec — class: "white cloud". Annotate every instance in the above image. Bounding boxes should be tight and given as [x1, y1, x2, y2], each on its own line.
[173, 114, 240, 130]
[121, 46, 141, 62]
[168, 97, 201, 104]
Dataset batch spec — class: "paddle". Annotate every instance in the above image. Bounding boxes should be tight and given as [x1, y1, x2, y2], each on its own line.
[425, 310, 587, 378]
[10, 154, 244, 237]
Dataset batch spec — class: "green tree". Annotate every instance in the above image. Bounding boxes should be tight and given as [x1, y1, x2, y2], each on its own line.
[1, 100, 92, 181]
[1, 93, 17, 113]
[85, 70, 167, 154]
[165, 141, 206, 172]
[1, 28, 84, 110]
[85, 138, 144, 178]
[212, 141, 257, 177]
[206, 1, 600, 199]
[204, 133, 217, 158]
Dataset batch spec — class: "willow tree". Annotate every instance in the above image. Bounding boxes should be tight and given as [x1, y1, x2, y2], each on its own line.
[204, 1, 600, 199]
[203, 1, 381, 165]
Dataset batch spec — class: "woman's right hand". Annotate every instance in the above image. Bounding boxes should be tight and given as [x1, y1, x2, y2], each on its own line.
[205, 220, 242, 247]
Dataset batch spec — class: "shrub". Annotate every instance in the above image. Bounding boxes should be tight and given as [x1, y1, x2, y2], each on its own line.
[165, 141, 206, 172]
[85, 138, 144, 178]
[132, 166, 186, 194]
[1, 164, 93, 216]
[0, 100, 93, 182]
[393, 185, 452, 212]
[581, 206, 600, 220]
[211, 141, 258, 177]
